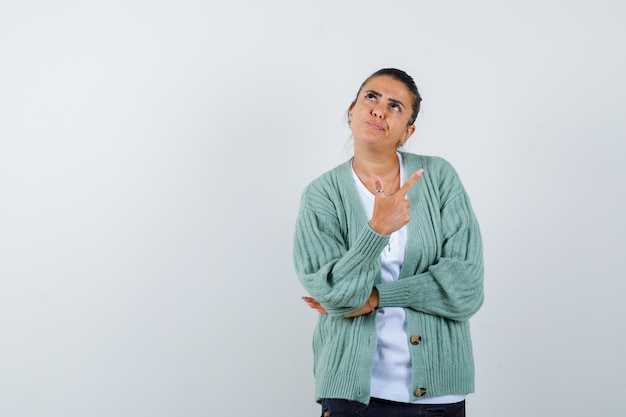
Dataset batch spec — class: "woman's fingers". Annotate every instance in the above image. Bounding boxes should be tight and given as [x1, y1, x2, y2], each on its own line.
[397, 169, 424, 196]
[372, 175, 385, 196]
[369, 169, 424, 235]
[302, 296, 328, 314]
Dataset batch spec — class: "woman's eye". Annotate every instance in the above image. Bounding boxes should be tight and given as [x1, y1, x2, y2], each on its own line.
[390, 103, 401, 111]
[365, 93, 376, 101]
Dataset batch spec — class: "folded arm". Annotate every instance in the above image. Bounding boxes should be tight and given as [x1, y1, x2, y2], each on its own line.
[376, 190, 484, 321]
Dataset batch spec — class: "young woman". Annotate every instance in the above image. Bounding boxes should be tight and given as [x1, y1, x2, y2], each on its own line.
[293, 68, 484, 417]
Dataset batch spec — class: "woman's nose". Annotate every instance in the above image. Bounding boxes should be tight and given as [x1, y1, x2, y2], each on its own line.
[372, 103, 385, 118]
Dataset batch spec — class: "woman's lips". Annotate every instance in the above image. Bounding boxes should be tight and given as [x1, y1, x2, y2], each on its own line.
[366, 121, 384, 130]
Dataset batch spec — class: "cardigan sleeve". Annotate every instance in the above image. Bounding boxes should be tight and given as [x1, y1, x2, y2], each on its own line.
[293, 185, 389, 317]
[375, 165, 485, 321]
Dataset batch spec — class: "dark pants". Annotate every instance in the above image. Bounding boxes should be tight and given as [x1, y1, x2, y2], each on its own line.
[320, 398, 465, 417]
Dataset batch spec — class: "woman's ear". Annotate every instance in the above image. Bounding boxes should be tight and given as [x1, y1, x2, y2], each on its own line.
[348, 102, 355, 124]
[348, 102, 356, 116]
[404, 124, 416, 140]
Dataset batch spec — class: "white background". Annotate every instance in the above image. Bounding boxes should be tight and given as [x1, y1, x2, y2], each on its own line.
[1, 1, 625, 416]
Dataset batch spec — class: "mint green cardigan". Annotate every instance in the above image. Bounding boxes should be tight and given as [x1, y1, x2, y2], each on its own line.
[293, 152, 484, 404]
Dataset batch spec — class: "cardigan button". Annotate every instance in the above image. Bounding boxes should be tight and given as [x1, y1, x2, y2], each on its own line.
[409, 334, 422, 345]
[415, 387, 427, 397]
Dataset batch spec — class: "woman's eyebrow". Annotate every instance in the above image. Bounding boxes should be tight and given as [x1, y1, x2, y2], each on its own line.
[388, 98, 405, 108]
[364, 90, 406, 108]
[364, 89, 382, 98]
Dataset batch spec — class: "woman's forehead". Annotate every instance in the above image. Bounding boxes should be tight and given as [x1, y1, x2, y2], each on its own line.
[361, 76, 413, 101]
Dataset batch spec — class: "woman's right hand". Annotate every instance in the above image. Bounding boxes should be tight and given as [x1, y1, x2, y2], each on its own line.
[302, 296, 328, 314]
[302, 289, 379, 318]
[368, 169, 424, 235]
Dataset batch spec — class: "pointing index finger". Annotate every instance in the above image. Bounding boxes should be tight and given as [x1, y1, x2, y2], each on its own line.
[397, 169, 424, 196]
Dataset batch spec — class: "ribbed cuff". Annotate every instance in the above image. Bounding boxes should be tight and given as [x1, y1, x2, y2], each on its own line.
[350, 223, 390, 262]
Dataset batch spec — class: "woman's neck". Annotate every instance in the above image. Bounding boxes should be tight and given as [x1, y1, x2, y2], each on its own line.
[352, 149, 401, 194]
[353, 149, 399, 176]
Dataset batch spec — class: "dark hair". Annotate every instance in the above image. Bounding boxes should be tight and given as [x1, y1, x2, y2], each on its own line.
[350, 68, 422, 125]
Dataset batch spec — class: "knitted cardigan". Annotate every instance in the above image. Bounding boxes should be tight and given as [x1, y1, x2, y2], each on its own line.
[293, 152, 484, 404]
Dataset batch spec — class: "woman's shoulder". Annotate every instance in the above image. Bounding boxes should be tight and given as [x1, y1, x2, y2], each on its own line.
[303, 159, 352, 192]
[298, 159, 353, 208]
[401, 152, 466, 202]
[401, 152, 457, 175]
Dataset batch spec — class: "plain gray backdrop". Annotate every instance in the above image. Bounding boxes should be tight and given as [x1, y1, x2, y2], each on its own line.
[1, 0, 625, 416]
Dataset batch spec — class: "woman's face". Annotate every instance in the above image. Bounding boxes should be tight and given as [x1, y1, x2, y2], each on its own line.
[349, 75, 416, 152]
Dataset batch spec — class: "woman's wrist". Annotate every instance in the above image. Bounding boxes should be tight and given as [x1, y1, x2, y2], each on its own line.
[368, 220, 388, 235]
[369, 288, 379, 310]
